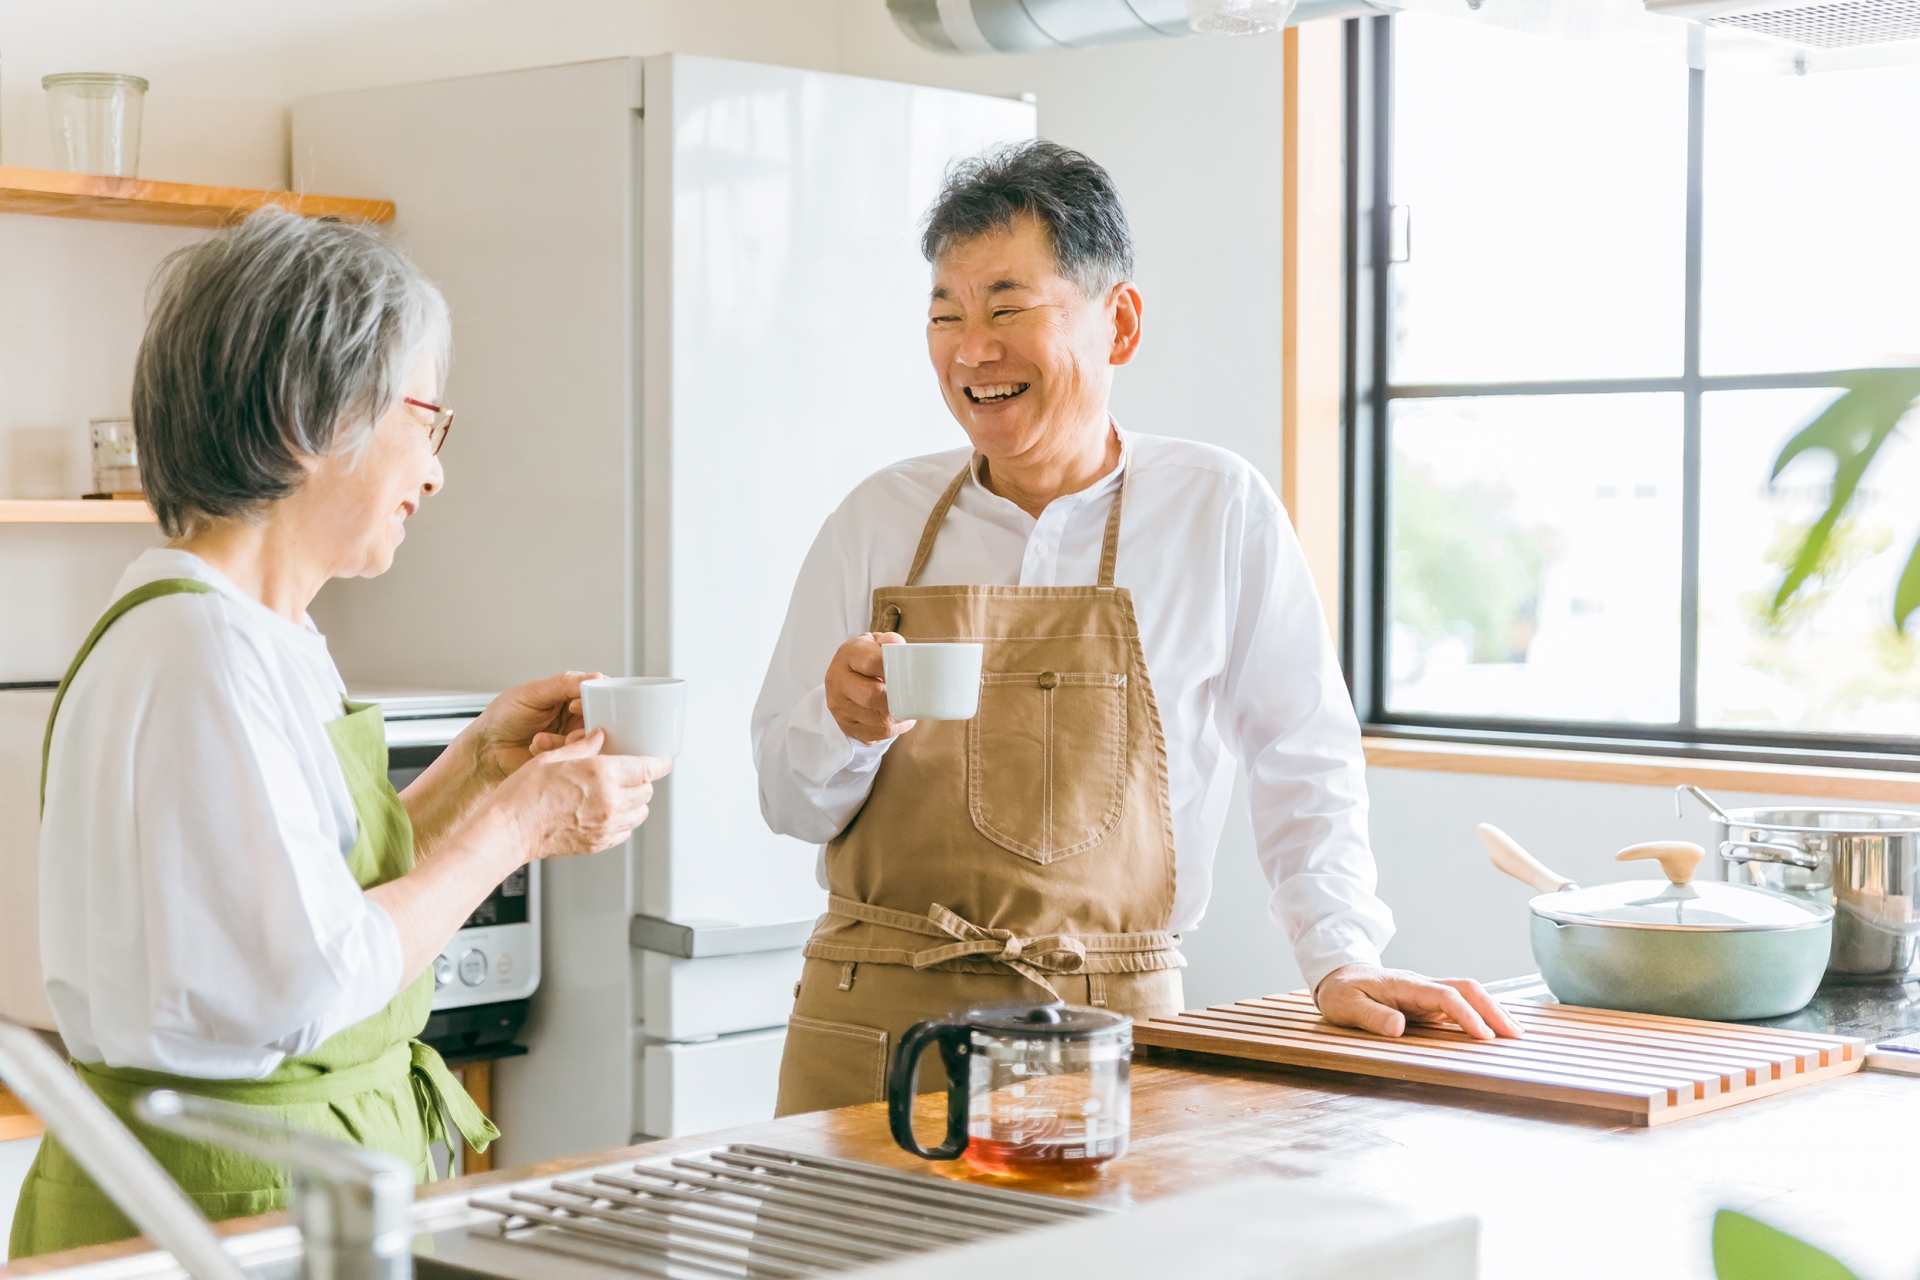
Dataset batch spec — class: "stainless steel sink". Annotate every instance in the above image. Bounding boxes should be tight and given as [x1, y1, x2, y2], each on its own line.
[38, 1144, 1099, 1280]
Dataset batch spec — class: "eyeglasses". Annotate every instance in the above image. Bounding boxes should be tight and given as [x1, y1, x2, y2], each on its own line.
[403, 398, 455, 455]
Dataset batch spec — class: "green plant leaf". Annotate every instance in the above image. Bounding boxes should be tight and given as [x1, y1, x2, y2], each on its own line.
[1769, 369, 1920, 624]
[1712, 1209, 1858, 1280]
[1896, 534, 1920, 634]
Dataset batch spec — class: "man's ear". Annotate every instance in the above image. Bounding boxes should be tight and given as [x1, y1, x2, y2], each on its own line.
[1109, 281, 1144, 366]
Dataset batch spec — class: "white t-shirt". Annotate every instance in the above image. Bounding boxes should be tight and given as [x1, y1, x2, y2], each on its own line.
[39, 549, 402, 1079]
[751, 429, 1395, 992]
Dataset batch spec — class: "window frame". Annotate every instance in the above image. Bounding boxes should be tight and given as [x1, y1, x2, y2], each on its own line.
[1342, 14, 1920, 771]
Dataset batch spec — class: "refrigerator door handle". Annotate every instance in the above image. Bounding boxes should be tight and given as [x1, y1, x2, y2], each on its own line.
[630, 914, 816, 959]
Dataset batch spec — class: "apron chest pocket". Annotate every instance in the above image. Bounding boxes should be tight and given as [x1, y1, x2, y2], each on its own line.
[967, 671, 1129, 864]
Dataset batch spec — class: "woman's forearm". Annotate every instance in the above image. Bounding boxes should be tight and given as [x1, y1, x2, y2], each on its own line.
[367, 803, 525, 985]
[398, 724, 498, 859]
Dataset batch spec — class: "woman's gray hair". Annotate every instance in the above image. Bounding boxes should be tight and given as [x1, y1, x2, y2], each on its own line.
[133, 207, 450, 537]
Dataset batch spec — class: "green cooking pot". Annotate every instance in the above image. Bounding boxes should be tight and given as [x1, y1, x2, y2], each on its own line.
[1480, 825, 1833, 1021]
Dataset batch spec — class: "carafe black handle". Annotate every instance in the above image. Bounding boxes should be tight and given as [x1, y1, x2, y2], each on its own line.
[887, 1018, 971, 1160]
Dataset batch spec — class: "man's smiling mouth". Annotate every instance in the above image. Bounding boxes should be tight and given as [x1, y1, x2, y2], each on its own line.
[964, 382, 1030, 405]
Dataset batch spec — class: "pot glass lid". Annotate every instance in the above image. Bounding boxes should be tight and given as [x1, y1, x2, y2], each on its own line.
[1532, 879, 1833, 931]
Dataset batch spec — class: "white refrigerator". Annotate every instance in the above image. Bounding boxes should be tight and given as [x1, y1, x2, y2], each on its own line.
[292, 56, 1034, 1162]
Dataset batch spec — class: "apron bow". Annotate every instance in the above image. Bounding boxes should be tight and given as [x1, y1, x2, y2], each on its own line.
[918, 903, 1089, 997]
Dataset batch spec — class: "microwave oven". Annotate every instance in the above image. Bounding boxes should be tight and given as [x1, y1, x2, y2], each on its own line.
[357, 690, 541, 1021]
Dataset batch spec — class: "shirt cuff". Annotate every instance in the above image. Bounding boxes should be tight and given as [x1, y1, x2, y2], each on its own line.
[786, 684, 892, 786]
[1291, 922, 1385, 996]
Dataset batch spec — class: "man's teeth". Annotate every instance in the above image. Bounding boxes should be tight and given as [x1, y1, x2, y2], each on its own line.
[967, 383, 1030, 403]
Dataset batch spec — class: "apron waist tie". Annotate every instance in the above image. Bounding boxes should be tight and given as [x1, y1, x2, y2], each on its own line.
[76, 1039, 497, 1166]
[815, 895, 1181, 999]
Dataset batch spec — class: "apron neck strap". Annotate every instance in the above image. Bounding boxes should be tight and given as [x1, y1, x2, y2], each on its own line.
[905, 465, 971, 588]
[905, 459, 1128, 589]
[1096, 468, 1125, 588]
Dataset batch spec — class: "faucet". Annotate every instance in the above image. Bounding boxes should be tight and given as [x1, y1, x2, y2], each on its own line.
[0, 1018, 413, 1280]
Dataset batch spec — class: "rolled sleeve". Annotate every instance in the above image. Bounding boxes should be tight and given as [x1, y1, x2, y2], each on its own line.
[752, 509, 894, 844]
[1216, 508, 1395, 990]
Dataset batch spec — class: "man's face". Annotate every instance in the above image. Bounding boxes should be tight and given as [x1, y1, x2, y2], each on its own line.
[926, 215, 1139, 464]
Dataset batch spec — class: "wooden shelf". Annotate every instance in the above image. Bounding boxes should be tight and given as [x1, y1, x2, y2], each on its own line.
[0, 499, 155, 524]
[0, 1083, 44, 1143]
[0, 166, 393, 229]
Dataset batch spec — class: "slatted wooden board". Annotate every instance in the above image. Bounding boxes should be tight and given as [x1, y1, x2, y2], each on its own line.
[1134, 991, 1866, 1126]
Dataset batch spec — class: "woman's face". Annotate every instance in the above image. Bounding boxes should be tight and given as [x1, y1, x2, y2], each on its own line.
[300, 347, 446, 581]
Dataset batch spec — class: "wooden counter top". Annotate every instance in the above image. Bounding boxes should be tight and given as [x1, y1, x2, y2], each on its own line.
[9, 1047, 1917, 1279]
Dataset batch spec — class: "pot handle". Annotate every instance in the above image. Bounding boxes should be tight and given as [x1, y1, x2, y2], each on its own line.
[1721, 840, 1821, 871]
[1478, 824, 1578, 893]
[888, 1018, 971, 1161]
[1616, 841, 1705, 886]
[1675, 783, 1734, 824]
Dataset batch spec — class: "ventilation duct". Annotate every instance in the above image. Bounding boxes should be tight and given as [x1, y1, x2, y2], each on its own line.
[886, 0, 1392, 53]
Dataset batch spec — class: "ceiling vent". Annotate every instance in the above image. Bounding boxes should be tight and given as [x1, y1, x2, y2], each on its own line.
[1648, 0, 1920, 47]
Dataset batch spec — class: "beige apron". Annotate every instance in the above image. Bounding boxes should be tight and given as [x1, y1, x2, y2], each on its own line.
[775, 461, 1184, 1116]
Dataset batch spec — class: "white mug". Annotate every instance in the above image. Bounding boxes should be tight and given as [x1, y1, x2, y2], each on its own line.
[581, 676, 687, 757]
[882, 643, 983, 722]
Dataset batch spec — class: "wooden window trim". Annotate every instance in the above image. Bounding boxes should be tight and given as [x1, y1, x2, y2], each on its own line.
[1281, 20, 1346, 639]
[1364, 736, 1920, 804]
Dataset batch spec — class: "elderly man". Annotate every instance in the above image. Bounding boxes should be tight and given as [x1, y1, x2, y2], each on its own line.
[752, 140, 1517, 1115]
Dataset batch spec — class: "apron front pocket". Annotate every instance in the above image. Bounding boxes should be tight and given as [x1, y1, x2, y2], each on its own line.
[967, 671, 1129, 864]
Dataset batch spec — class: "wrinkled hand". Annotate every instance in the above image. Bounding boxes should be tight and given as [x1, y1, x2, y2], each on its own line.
[492, 728, 671, 860]
[825, 632, 916, 745]
[1314, 964, 1523, 1041]
[470, 671, 598, 781]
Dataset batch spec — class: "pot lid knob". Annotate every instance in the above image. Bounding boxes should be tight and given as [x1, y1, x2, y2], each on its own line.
[1615, 840, 1705, 886]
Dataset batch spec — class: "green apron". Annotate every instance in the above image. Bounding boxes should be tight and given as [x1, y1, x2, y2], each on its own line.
[10, 578, 500, 1260]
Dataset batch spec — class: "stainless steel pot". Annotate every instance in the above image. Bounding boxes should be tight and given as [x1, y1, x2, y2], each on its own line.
[1481, 824, 1833, 1021]
[1680, 786, 1920, 980]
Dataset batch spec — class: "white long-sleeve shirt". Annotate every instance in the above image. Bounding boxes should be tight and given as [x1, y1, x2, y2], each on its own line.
[751, 429, 1394, 991]
[39, 549, 403, 1079]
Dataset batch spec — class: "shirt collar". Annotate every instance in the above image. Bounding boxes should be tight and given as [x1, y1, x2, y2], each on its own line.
[968, 420, 1130, 508]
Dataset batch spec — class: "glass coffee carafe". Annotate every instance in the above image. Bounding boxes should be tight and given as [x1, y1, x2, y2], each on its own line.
[887, 1003, 1131, 1179]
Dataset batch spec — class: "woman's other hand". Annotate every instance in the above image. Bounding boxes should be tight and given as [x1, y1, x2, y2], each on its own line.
[470, 670, 599, 782]
[493, 728, 671, 860]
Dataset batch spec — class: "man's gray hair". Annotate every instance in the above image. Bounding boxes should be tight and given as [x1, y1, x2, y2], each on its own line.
[134, 207, 450, 537]
[921, 140, 1134, 296]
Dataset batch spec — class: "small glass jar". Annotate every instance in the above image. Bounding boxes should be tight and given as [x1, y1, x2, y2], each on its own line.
[1186, 0, 1296, 35]
[89, 418, 140, 496]
[44, 73, 149, 178]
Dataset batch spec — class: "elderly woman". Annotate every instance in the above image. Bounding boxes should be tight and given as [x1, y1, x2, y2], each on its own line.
[10, 210, 667, 1258]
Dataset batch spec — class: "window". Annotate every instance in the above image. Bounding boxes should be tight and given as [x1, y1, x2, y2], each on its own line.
[1349, 13, 1920, 762]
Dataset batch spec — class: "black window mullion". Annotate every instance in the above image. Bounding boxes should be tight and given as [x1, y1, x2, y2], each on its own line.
[1679, 66, 1706, 732]
[1367, 14, 1393, 728]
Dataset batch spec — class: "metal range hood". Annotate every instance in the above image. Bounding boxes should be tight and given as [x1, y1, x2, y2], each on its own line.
[1648, 0, 1920, 51]
[885, 0, 1391, 53]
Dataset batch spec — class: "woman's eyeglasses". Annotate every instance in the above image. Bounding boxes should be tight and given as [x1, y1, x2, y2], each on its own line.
[403, 398, 455, 455]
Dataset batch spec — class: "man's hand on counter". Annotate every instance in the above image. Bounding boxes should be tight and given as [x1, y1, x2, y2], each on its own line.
[1314, 965, 1524, 1041]
[825, 632, 918, 745]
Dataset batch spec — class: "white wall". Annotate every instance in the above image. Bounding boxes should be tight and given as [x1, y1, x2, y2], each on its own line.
[0, 1136, 39, 1249]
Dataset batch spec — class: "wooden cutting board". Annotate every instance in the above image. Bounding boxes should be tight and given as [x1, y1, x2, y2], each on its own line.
[1132, 991, 1866, 1126]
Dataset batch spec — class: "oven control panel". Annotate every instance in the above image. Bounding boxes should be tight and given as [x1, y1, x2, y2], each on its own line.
[430, 862, 540, 1011]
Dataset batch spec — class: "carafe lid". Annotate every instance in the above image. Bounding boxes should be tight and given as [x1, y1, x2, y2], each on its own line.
[964, 1002, 1131, 1037]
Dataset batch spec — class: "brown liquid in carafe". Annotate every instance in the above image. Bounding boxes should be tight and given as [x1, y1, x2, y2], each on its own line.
[964, 1071, 1122, 1180]
[962, 1135, 1112, 1179]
